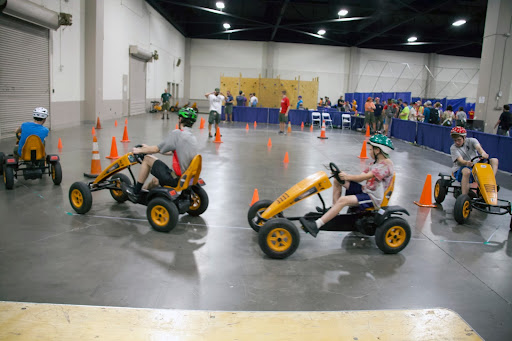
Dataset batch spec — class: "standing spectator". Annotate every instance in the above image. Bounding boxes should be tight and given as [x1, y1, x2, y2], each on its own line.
[374, 97, 384, 132]
[161, 88, 172, 120]
[337, 96, 345, 112]
[399, 102, 410, 120]
[416, 101, 424, 122]
[352, 99, 358, 114]
[345, 100, 352, 112]
[250, 93, 258, 107]
[205, 88, 225, 138]
[325, 96, 332, 107]
[319, 98, 324, 107]
[494, 104, 511, 136]
[236, 91, 247, 107]
[224, 90, 234, 123]
[456, 107, 467, 127]
[297, 95, 304, 109]
[429, 102, 441, 125]
[279, 90, 291, 135]
[441, 105, 455, 126]
[468, 108, 475, 119]
[383, 99, 398, 136]
[423, 101, 432, 123]
[408, 102, 417, 121]
[364, 97, 376, 132]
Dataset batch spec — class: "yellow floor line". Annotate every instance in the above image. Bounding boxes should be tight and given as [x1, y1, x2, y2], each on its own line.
[0, 301, 482, 340]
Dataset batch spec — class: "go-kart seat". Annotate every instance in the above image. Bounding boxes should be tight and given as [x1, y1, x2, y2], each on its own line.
[379, 173, 396, 208]
[20, 135, 46, 162]
[166, 154, 202, 192]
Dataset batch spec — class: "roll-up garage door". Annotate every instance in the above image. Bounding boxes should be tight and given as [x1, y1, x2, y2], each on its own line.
[0, 14, 50, 138]
[129, 56, 147, 116]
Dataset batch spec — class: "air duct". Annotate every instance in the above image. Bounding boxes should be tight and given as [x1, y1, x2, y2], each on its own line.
[129, 45, 153, 62]
[0, 0, 72, 30]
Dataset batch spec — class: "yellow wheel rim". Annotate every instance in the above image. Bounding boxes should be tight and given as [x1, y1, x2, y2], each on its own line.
[385, 226, 406, 248]
[189, 193, 200, 211]
[111, 180, 123, 197]
[462, 201, 470, 218]
[3, 171, 5, 183]
[434, 183, 439, 197]
[51, 166, 55, 179]
[151, 205, 170, 227]
[71, 189, 83, 208]
[267, 228, 292, 252]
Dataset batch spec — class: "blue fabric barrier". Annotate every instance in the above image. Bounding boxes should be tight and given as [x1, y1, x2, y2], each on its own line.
[390, 118, 417, 143]
[394, 92, 411, 104]
[345, 93, 354, 103]
[497, 134, 512, 172]
[447, 98, 466, 111]
[469, 131, 500, 159]
[417, 123, 453, 154]
[465, 102, 475, 114]
[381, 92, 395, 102]
[221, 107, 269, 123]
[353, 93, 364, 109]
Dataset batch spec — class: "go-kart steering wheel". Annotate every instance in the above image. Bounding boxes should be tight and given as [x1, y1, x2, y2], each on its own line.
[133, 144, 147, 164]
[329, 162, 344, 184]
[471, 155, 489, 164]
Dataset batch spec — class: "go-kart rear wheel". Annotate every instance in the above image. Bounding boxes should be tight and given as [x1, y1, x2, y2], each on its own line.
[375, 217, 411, 254]
[454, 194, 471, 224]
[434, 179, 447, 204]
[0, 152, 4, 175]
[3, 166, 14, 190]
[147, 197, 179, 232]
[51, 161, 62, 185]
[187, 185, 208, 216]
[110, 173, 131, 203]
[258, 218, 300, 259]
[69, 182, 92, 214]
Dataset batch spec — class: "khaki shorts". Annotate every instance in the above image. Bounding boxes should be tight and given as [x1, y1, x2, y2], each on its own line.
[162, 101, 170, 111]
[209, 110, 220, 124]
[279, 113, 288, 123]
[364, 111, 375, 124]
[225, 104, 233, 114]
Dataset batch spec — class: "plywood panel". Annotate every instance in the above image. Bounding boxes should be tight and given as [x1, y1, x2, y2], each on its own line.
[240, 77, 259, 104]
[220, 76, 240, 96]
[299, 77, 319, 109]
[259, 77, 281, 108]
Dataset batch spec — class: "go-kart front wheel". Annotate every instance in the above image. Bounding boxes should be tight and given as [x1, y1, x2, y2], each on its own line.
[0, 152, 4, 175]
[187, 185, 209, 216]
[258, 218, 300, 259]
[110, 173, 131, 203]
[454, 194, 471, 224]
[4, 166, 15, 190]
[147, 197, 179, 232]
[248, 200, 273, 232]
[51, 162, 62, 185]
[375, 217, 411, 254]
[434, 179, 447, 204]
[69, 182, 92, 214]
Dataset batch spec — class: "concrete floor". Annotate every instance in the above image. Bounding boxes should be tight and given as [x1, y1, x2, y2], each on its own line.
[0, 113, 511, 340]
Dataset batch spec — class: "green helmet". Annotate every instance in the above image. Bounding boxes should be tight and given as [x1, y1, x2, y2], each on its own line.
[178, 107, 197, 123]
[367, 134, 394, 157]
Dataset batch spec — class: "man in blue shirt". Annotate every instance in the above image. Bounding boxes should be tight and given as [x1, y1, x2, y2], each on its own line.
[297, 95, 304, 109]
[15, 107, 50, 157]
[423, 101, 432, 123]
[236, 91, 247, 107]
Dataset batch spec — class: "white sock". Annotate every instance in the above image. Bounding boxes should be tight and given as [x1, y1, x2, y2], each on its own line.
[315, 218, 325, 228]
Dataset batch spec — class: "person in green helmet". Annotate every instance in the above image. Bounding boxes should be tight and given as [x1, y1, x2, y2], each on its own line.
[124, 108, 199, 202]
[300, 134, 395, 237]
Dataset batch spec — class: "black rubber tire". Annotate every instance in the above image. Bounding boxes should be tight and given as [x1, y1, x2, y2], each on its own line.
[187, 185, 209, 216]
[110, 173, 131, 203]
[375, 217, 411, 254]
[4, 166, 14, 190]
[248, 200, 274, 232]
[0, 152, 4, 175]
[258, 218, 300, 259]
[454, 194, 471, 224]
[51, 162, 62, 185]
[434, 179, 447, 204]
[147, 197, 179, 232]
[69, 182, 93, 214]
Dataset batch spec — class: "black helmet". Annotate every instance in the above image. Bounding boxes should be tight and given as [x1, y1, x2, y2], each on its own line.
[178, 107, 197, 124]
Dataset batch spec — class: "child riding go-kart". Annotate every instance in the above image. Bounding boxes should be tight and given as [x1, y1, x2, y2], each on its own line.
[69, 108, 208, 232]
[434, 126, 511, 228]
[247, 135, 411, 259]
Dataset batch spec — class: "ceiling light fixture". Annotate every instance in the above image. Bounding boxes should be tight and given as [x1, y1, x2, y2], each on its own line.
[223, 23, 231, 29]
[338, 9, 348, 17]
[216, 2, 225, 10]
[452, 19, 466, 26]
[317, 29, 326, 35]
[407, 36, 417, 42]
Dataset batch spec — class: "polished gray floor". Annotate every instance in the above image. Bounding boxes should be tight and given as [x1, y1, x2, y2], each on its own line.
[1, 114, 511, 340]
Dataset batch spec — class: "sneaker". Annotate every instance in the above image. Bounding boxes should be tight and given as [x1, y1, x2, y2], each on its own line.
[215, 133, 222, 137]
[316, 206, 331, 213]
[122, 183, 140, 203]
[299, 217, 319, 238]
[161, 116, 164, 120]
[284, 132, 287, 135]
[208, 134, 213, 138]
[167, 115, 169, 119]
[278, 131, 284, 134]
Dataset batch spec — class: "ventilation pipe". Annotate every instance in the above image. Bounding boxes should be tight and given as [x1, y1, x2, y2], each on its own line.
[0, 0, 72, 30]
[129, 45, 154, 62]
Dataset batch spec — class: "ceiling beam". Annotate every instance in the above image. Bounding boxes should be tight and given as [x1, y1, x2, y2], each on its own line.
[146, 0, 186, 36]
[190, 26, 274, 38]
[280, 27, 349, 46]
[355, 0, 452, 46]
[270, 0, 289, 41]
[435, 41, 479, 53]
[280, 16, 369, 28]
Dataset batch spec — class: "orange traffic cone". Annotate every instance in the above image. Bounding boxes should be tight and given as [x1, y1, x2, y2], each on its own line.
[365, 124, 370, 137]
[357, 140, 369, 159]
[254, 121, 257, 129]
[249, 188, 260, 206]
[301, 122, 304, 130]
[96, 117, 102, 129]
[310, 124, 314, 132]
[318, 120, 328, 139]
[246, 123, 249, 131]
[176, 123, 179, 130]
[92, 127, 96, 136]
[121, 125, 130, 143]
[283, 152, 289, 163]
[57, 138, 63, 149]
[213, 126, 223, 143]
[115, 120, 118, 127]
[267, 137, 272, 147]
[125, 118, 128, 125]
[84, 136, 102, 178]
[106, 136, 120, 159]
[287, 121, 292, 134]
[414, 174, 436, 207]
[199, 117, 205, 129]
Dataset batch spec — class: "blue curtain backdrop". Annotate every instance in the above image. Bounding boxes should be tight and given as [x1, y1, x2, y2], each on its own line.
[394, 92, 412, 104]
[447, 98, 467, 111]
[345, 93, 354, 103]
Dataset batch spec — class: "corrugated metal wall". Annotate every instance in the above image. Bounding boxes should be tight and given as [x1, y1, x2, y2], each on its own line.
[129, 56, 146, 115]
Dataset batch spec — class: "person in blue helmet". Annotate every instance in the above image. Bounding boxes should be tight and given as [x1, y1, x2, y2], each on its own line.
[15, 107, 50, 157]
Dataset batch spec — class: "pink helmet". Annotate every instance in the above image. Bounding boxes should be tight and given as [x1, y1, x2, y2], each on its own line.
[450, 126, 467, 137]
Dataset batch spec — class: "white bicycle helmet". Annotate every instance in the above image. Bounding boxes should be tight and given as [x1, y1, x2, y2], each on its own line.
[33, 107, 49, 119]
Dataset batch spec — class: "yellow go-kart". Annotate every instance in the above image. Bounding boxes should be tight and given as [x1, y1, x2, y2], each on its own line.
[69, 148, 207, 232]
[434, 156, 511, 227]
[247, 163, 411, 259]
